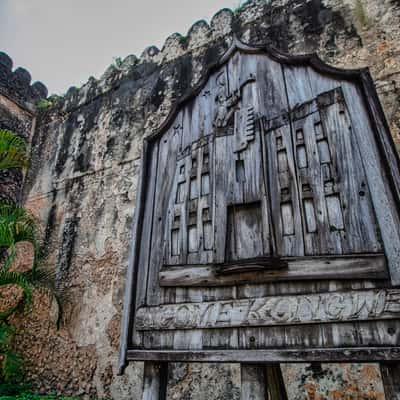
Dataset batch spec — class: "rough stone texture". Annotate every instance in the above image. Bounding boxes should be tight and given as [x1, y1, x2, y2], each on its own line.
[0, 54, 47, 202]
[281, 363, 386, 400]
[0, 0, 398, 398]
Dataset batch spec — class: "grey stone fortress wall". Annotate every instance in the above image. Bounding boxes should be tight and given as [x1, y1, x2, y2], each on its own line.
[0, 0, 399, 398]
[0, 52, 47, 202]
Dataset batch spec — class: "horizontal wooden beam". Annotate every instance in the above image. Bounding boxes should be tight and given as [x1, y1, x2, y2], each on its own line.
[135, 288, 400, 331]
[127, 347, 400, 363]
[159, 254, 388, 287]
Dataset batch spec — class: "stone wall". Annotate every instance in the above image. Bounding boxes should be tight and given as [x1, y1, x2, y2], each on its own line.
[0, 52, 47, 202]
[1, 0, 399, 399]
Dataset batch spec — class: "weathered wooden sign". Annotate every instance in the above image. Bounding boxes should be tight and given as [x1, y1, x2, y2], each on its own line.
[119, 39, 400, 373]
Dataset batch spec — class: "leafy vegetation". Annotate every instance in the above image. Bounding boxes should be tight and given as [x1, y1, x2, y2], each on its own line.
[0, 202, 39, 269]
[0, 129, 62, 393]
[34, 99, 53, 111]
[0, 129, 29, 172]
[0, 324, 22, 384]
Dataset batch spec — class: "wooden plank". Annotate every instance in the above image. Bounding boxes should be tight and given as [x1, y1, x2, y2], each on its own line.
[241, 364, 266, 400]
[263, 121, 304, 256]
[380, 363, 400, 400]
[291, 110, 342, 255]
[146, 124, 182, 306]
[133, 141, 160, 347]
[340, 82, 400, 285]
[142, 362, 168, 400]
[135, 288, 400, 331]
[118, 141, 150, 374]
[317, 87, 381, 253]
[127, 347, 400, 363]
[305, 65, 400, 283]
[265, 365, 288, 400]
[159, 254, 388, 286]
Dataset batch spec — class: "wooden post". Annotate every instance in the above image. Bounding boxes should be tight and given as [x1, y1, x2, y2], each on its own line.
[241, 364, 267, 400]
[265, 365, 288, 400]
[380, 363, 400, 400]
[142, 361, 168, 400]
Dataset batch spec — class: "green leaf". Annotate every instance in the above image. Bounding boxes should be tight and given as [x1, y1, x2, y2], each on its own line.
[0, 129, 29, 172]
[0, 270, 31, 304]
[1, 350, 23, 382]
[0, 202, 39, 269]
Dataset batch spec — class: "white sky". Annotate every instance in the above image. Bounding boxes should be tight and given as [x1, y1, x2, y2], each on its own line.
[0, 0, 240, 95]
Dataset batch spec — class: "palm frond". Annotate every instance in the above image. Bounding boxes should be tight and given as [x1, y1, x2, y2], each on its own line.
[0, 270, 31, 304]
[0, 202, 39, 268]
[24, 267, 70, 327]
[0, 324, 15, 348]
[1, 349, 23, 382]
[0, 129, 29, 172]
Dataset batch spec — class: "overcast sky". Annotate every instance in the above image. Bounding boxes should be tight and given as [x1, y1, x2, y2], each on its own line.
[0, 0, 239, 95]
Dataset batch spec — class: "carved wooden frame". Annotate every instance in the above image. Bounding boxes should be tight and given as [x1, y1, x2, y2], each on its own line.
[118, 38, 400, 374]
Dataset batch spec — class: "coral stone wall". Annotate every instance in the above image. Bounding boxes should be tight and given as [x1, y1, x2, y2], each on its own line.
[0, 52, 47, 202]
[2, 0, 398, 399]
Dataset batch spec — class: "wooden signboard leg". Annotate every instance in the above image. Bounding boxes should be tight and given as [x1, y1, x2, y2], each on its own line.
[380, 363, 400, 400]
[241, 364, 267, 400]
[265, 365, 288, 400]
[241, 364, 288, 400]
[142, 361, 168, 400]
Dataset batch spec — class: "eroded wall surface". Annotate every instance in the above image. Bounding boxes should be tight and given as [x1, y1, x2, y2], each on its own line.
[0, 51, 47, 201]
[2, 0, 399, 398]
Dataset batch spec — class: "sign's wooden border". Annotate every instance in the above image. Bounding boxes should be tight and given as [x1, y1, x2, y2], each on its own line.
[127, 348, 400, 363]
[118, 37, 400, 374]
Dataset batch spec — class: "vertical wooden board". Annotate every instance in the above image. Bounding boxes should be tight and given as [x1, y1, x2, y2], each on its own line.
[226, 202, 264, 261]
[132, 141, 160, 347]
[214, 134, 236, 263]
[241, 364, 266, 400]
[255, 56, 290, 120]
[318, 92, 382, 253]
[265, 365, 288, 400]
[232, 54, 263, 201]
[181, 97, 200, 151]
[341, 82, 400, 284]
[283, 65, 314, 107]
[263, 123, 304, 256]
[142, 362, 168, 400]
[293, 111, 343, 255]
[380, 363, 400, 400]
[306, 69, 400, 281]
[146, 126, 181, 306]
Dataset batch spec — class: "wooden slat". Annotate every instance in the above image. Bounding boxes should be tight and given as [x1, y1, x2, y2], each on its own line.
[118, 142, 149, 374]
[340, 82, 400, 285]
[135, 288, 399, 331]
[265, 365, 288, 400]
[263, 121, 304, 256]
[142, 362, 168, 400]
[241, 364, 266, 400]
[380, 363, 400, 400]
[146, 124, 182, 306]
[127, 347, 400, 363]
[159, 254, 388, 286]
[133, 141, 160, 348]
